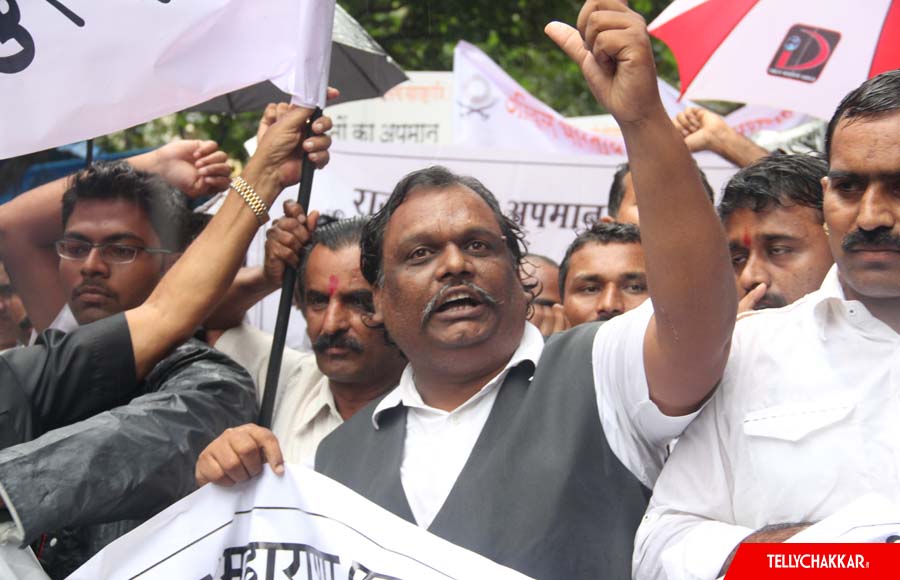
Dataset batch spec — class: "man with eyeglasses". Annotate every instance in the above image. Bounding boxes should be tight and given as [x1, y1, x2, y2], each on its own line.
[53, 161, 190, 329]
[0, 115, 333, 578]
[0, 158, 258, 579]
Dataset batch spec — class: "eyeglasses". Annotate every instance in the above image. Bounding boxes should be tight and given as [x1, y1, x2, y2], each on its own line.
[55, 240, 175, 264]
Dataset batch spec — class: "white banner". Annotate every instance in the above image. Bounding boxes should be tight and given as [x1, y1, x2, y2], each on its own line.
[0, 0, 334, 159]
[244, 140, 738, 344]
[453, 40, 812, 156]
[71, 466, 532, 580]
[452, 41, 626, 156]
[328, 72, 454, 145]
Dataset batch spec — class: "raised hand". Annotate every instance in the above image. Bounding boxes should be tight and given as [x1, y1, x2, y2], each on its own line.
[545, 0, 664, 126]
[674, 106, 768, 167]
[251, 104, 333, 191]
[149, 139, 232, 198]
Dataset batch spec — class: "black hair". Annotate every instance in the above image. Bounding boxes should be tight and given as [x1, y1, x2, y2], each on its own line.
[606, 163, 632, 218]
[607, 161, 716, 218]
[718, 153, 827, 223]
[61, 161, 191, 251]
[826, 69, 900, 161]
[558, 222, 641, 299]
[359, 166, 531, 290]
[295, 215, 368, 307]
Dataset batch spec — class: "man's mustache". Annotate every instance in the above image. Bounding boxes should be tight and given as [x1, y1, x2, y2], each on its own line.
[313, 332, 364, 354]
[421, 281, 499, 327]
[754, 293, 787, 310]
[841, 227, 900, 252]
[74, 281, 114, 298]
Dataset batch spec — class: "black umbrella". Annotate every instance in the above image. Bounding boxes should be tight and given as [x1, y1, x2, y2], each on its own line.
[188, 4, 407, 112]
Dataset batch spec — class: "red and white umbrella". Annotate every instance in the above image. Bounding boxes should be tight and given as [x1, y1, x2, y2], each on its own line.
[649, 0, 900, 120]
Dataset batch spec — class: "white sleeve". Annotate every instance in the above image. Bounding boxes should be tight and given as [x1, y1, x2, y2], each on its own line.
[592, 299, 703, 488]
[632, 397, 753, 580]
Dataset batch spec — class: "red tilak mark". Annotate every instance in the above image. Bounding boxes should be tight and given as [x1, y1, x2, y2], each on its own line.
[328, 275, 339, 296]
[742, 229, 752, 247]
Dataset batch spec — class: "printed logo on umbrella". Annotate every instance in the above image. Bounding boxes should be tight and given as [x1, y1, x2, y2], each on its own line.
[768, 24, 842, 83]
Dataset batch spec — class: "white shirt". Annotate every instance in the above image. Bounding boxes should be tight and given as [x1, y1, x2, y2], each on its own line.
[372, 301, 700, 529]
[217, 323, 343, 463]
[633, 266, 900, 580]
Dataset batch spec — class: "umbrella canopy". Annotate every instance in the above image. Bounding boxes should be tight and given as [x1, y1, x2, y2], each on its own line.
[190, 4, 407, 112]
[649, 0, 900, 120]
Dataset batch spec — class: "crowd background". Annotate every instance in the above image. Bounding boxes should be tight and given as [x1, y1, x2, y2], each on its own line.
[1, 1, 898, 579]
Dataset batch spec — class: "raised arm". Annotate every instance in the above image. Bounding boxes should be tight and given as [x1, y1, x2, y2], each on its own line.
[674, 106, 768, 168]
[0, 140, 232, 330]
[126, 105, 332, 380]
[547, 0, 735, 415]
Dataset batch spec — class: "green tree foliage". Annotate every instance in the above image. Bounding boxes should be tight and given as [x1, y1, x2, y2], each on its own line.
[96, 0, 680, 159]
[343, 0, 680, 116]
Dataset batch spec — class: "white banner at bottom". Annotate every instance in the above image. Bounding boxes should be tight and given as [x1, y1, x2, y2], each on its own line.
[70, 466, 531, 580]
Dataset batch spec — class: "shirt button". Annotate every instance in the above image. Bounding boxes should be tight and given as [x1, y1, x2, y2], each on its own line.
[449, 416, 460, 426]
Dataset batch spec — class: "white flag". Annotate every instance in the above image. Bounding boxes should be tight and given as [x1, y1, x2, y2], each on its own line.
[452, 41, 626, 156]
[70, 465, 533, 580]
[451, 41, 812, 157]
[0, 0, 335, 159]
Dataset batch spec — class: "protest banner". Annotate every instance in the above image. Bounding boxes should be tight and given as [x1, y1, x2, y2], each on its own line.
[0, 0, 334, 159]
[452, 41, 626, 156]
[453, 40, 814, 156]
[327, 72, 454, 145]
[71, 466, 533, 580]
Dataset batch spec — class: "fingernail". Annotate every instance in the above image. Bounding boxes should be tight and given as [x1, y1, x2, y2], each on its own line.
[304, 141, 314, 150]
[275, 464, 284, 475]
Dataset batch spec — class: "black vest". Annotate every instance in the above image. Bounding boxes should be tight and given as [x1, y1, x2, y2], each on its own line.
[316, 322, 650, 579]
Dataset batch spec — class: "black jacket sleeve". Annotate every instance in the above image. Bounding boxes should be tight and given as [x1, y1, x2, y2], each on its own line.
[0, 313, 136, 448]
[0, 339, 257, 544]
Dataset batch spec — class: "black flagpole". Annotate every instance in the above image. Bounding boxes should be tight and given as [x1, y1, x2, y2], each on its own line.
[85, 138, 94, 167]
[258, 107, 323, 428]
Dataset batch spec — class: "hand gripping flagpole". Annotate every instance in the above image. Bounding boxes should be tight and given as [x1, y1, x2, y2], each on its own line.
[259, 107, 323, 428]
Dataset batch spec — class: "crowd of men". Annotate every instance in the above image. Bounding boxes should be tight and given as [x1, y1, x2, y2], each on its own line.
[0, 1, 898, 578]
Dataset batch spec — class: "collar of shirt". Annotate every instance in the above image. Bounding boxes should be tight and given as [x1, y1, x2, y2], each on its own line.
[809, 265, 897, 341]
[296, 373, 342, 430]
[371, 322, 544, 429]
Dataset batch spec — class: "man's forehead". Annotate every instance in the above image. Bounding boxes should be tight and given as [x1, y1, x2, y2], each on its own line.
[725, 205, 821, 237]
[830, 113, 900, 164]
[66, 199, 157, 239]
[571, 241, 644, 271]
[386, 186, 503, 240]
[305, 246, 368, 289]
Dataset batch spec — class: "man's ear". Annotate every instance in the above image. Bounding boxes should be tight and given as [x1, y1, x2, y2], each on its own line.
[370, 285, 385, 326]
[600, 215, 615, 223]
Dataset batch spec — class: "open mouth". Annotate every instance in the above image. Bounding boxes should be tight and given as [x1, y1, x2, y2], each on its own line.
[422, 283, 499, 329]
[435, 291, 484, 313]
